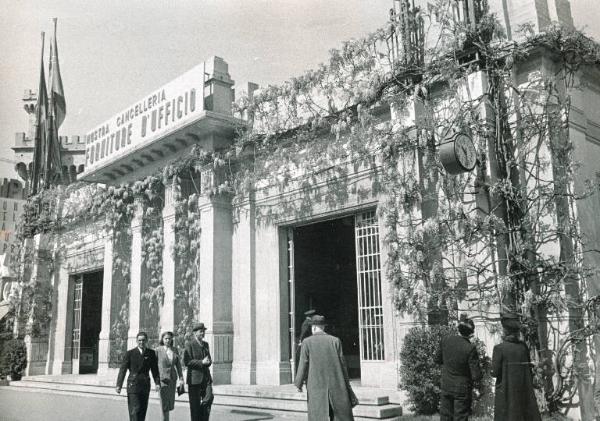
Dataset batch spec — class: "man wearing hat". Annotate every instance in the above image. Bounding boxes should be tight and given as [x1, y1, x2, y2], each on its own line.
[183, 322, 213, 421]
[491, 313, 541, 421]
[294, 315, 358, 421]
[299, 309, 317, 342]
[435, 314, 482, 421]
[295, 309, 316, 374]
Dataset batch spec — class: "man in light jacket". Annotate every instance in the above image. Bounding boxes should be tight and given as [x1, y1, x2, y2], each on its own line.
[294, 315, 358, 421]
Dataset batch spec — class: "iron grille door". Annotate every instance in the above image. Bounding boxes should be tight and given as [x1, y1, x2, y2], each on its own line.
[287, 228, 296, 380]
[72, 275, 83, 371]
[355, 211, 385, 361]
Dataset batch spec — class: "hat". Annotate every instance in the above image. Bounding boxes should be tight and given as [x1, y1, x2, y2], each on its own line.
[458, 314, 475, 335]
[192, 322, 207, 332]
[304, 309, 316, 316]
[501, 313, 521, 331]
[310, 315, 327, 326]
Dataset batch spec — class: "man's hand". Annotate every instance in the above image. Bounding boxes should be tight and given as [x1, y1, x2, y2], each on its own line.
[155, 383, 161, 392]
[115, 387, 121, 394]
[202, 356, 211, 365]
[473, 388, 481, 399]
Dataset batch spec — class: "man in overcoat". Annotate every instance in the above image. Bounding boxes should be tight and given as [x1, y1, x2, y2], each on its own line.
[115, 331, 160, 421]
[294, 315, 358, 421]
[491, 313, 541, 421]
[183, 322, 213, 421]
[435, 315, 482, 421]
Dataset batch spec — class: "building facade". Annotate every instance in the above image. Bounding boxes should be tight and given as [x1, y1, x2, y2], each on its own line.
[13, 3, 600, 412]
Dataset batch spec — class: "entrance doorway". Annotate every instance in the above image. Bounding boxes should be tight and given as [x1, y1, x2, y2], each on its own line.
[291, 216, 361, 379]
[71, 271, 103, 374]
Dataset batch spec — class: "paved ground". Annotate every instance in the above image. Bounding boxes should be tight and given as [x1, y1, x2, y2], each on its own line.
[0, 387, 305, 421]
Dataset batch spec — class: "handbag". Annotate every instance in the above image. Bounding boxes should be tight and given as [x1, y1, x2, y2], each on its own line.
[177, 382, 186, 396]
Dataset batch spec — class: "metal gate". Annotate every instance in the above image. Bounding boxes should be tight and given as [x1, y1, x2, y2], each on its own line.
[355, 211, 385, 361]
[287, 228, 296, 379]
[71, 275, 83, 373]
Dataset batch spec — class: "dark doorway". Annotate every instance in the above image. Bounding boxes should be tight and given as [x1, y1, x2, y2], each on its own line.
[293, 216, 360, 379]
[78, 271, 103, 374]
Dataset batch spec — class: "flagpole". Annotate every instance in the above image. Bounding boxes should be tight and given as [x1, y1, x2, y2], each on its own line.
[48, 17, 64, 185]
[31, 32, 45, 196]
[45, 19, 55, 187]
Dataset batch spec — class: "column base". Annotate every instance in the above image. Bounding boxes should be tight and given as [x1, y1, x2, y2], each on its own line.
[50, 359, 74, 375]
[256, 361, 291, 385]
[60, 361, 73, 374]
[97, 365, 119, 378]
[360, 361, 398, 388]
[231, 361, 256, 385]
[97, 333, 111, 370]
[24, 336, 49, 376]
[212, 362, 232, 384]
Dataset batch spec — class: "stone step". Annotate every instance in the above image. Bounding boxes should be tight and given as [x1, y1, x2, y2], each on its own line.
[10, 377, 403, 420]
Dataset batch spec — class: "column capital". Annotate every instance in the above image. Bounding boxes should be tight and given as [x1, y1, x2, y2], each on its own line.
[197, 191, 233, 210]
[131, 197, 145, 230]
[162, 178, 179, 219]
[198, 164, 231, 196]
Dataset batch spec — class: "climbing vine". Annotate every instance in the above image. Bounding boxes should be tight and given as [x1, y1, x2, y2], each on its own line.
[11, 0, 600, 415]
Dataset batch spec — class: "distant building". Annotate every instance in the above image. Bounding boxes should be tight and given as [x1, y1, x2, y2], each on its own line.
[0, 178, 25, 256]
[12, 89, 86, 194]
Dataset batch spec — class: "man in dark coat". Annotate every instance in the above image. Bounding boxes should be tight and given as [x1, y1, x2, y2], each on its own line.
[294, 315, 358, 421]
[435, 315, 482, 421]
[491, 313, 541, 421]
[299, 309, 316, 342]
[184, 322, 213, 421]
[295, 309, 316, 374]
[115, 331, 160, 421]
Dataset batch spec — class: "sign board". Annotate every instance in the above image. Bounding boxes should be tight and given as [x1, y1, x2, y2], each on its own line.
[83, 62, 208, 173]
[80, 351, 94, 366]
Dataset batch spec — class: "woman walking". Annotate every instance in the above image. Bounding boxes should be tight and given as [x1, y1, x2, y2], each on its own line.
[491, 314, 541, 421]
[156, 331, 184, 421]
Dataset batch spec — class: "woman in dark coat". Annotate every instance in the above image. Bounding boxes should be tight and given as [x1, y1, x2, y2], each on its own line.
[491, 315, 541, 421]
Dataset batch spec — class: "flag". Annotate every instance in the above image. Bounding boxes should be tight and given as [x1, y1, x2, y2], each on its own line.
[49, 18, 66, 128]
[46, 17, 65, 185]
[31, 32, 49, 196]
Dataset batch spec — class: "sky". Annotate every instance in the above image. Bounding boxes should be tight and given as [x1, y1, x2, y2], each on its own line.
[1, 0, 599, 179]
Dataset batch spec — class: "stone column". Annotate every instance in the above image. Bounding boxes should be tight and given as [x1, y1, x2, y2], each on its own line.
[24, 233, 52, 376]
[97, 230, 114, 374]
[127, 197, 144, 348]
[253, 223, 290, 385]
[231, 196, 256, 384]
[52, 263, 74, 375]
[197, 187, 233, 385]
[160, 180, 177, 333]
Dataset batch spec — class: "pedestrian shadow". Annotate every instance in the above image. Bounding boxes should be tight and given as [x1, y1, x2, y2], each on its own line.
[229, 408, 275, 420]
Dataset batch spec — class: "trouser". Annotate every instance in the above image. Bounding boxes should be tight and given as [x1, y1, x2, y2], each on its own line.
[188, 384, 212, 421]
[294, 345, 301, 374]
[439, 391, 472, 421]
[127, 391, 150, 421]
